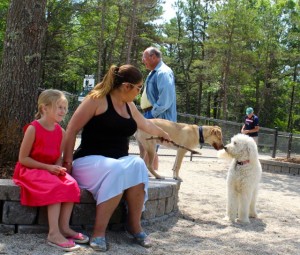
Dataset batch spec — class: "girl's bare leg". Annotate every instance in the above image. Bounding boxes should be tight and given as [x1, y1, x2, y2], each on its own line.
[58, 202, 78, 237]
[47, 203, 71, 245]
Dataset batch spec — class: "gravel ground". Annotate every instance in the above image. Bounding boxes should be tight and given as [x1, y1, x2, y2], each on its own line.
[0, 148, 299, 255]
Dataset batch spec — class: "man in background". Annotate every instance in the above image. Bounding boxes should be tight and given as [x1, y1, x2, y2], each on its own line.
[140, 46, 177, 170]
[241, 107, 259, 144]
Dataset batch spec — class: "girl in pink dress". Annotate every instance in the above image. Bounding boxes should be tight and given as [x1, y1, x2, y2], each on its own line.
[13, 89, 89, 251]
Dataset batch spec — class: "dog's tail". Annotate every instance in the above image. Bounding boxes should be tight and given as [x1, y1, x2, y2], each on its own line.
[217, 149, 232, 159]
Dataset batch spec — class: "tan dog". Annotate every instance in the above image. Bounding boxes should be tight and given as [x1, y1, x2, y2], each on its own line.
[135, 119, 224, 181]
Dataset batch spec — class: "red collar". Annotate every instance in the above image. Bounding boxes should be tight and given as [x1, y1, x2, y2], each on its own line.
[237, 160, 250, 165]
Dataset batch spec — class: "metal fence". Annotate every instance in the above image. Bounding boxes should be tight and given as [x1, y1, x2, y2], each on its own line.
[64, 93, 299, 159]
[176, 112, 300, 159]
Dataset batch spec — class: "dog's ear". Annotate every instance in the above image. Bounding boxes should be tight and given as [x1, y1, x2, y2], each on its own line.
[211, 127, 222, 139]
[210, 129, 215, 135]
[247, 138, 258, 159]
[210, 127, 217, 135]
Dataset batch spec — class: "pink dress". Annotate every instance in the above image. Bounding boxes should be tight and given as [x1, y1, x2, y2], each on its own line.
[13, 120, 80, 206]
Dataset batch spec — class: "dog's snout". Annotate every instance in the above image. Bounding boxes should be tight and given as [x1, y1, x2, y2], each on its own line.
[223, 146, 227, 150]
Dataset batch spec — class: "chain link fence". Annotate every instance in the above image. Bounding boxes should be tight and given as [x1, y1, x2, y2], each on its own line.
[65, 93, 300, 159]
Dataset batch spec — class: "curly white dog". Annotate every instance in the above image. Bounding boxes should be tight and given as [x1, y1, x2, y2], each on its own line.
[218, 134, 262, 223]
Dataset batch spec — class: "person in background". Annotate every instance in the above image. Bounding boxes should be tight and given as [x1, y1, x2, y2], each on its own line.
[241, 107, 259, 144]
[140, 46, 177, 170]
[63, 64, 171, 252]
[13, 89, 89, 252]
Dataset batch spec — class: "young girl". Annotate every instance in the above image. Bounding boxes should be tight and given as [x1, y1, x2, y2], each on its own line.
[13, 89, 89, 252]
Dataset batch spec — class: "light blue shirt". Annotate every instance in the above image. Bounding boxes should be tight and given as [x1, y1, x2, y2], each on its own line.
[145, 61, 177, 122]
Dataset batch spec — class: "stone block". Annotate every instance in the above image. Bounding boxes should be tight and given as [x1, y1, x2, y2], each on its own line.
[0, 179, 20, 201]
[109, 204, 125, 225]
[70, 225, 85, 233]
[158, 185, 173, 199]
[173, 194, 179, 211]
[268, 165, 275, 172]
[83, 224, 94, 233]
[148, 185, 159, 200]
[142, 200, 158, 220]
[71, 204, 95, 225]
[289, 168, 299, 175]
[37, 206, 48, 225]
[165, 196, 175, 214]
[0, 224, 15, 234]
[274, 165, 282, 173]
[109, 223, 124, 231]
[281, 166, 290, 174]
[156, 199, 166, 217]
[2, 201, 37, 224]
[71, 202, 125, 226]
[80, 189, 95, 203]
[18, 225, 48, 234]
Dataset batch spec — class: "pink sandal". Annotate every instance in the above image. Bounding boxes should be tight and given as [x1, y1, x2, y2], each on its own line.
[47, 239, 80, 251]
[68, 232, 90, 244]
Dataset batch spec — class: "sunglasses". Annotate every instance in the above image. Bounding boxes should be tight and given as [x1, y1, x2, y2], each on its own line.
[126, 83, 144, 92]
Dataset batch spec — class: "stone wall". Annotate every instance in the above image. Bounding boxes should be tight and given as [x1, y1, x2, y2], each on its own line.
[0, 179, 180, 234]
[260, 159, 300, 175]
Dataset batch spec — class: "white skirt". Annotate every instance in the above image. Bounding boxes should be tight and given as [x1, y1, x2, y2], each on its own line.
[72, 155, 149, 207]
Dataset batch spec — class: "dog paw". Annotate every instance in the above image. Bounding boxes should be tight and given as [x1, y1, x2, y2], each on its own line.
[223, 216, 235, 222]
[236, 218, 250, 224]
[249, 213, 258, 218]
[155, 175, 165, 180]
[173, 177, 183, 182]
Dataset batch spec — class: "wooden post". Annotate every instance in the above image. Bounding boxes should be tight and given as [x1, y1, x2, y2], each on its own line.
[272, 128, 278, 158]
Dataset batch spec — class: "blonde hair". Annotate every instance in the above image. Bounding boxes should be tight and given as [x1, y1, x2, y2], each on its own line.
[88, 64, 143, 99]
[35, 89, 68, 119]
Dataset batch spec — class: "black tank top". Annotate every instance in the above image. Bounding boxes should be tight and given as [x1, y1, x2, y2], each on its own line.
[73, 94, 137, 159]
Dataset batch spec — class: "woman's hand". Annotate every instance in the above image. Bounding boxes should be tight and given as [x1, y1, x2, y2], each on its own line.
[160, 131, 171, 142]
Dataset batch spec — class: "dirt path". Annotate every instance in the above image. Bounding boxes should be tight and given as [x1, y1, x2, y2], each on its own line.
[0, 149, 299, 255]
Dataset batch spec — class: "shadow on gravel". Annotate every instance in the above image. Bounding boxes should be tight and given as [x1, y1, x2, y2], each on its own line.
[262, 172, 300, 195]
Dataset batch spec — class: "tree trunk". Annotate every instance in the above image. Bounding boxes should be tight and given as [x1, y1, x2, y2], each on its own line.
[126, 0, 137, 64]
[287, 64, 298, 132]
[107, 5, 123, 65]
[0, 0, 47, 166]
[96, 0, 106, 82]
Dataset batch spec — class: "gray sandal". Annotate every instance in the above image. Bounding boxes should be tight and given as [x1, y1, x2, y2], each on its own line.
[89, 236, 107, 252]
[125, 227, 152, 248]
[132, 231, 152, 248]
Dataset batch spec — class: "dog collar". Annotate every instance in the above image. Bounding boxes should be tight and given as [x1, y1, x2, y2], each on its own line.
[236, 160, 250, 165]
[198, 126, 205, 148]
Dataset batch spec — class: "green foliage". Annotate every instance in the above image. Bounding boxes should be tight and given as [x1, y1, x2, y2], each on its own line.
[0, 0, 9, 59]
[0, 0, 299, 132]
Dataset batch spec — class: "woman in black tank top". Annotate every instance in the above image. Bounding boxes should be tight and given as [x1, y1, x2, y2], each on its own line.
[63, 64, 171, 251]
